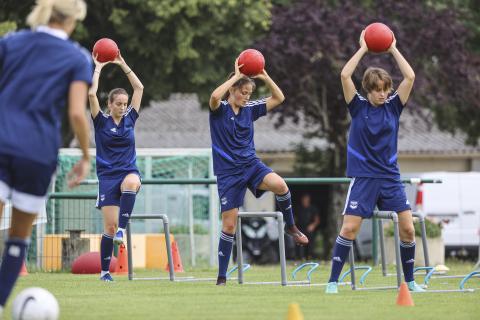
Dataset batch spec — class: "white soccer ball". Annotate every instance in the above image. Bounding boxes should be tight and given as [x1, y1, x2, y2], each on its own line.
[11, 287, 59, 320]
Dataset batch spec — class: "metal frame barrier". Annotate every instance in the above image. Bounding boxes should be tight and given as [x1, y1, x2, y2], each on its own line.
[236, 211, 290, 286]
[378, 211, 430, 277]
[349, 211, 402, 291]
[126, 214, 175, 281]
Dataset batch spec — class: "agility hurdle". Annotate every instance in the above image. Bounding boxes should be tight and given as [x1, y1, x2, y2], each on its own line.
[126, 214, 175, 281]
[378, 211, 430, 277]
[349, 211, 402, 290]
[235, 211, 308, 286]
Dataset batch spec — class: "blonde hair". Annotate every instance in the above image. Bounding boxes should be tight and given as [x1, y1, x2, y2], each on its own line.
[27, 0, 87, 28]
[362, 67, 393, 93]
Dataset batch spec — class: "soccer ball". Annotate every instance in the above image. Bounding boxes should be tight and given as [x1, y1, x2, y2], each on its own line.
[12, 287, 59, 320]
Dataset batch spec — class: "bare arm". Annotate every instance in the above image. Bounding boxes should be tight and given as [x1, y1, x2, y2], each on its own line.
[112, 53, 144, 112]
[254, 69, 285, 111]
[389, 37, 415, 105]
[209, 58, 243, 111]
[88, 55, 108, 119]
[341, 30, 368, 104]
[68, 81, 91, 187]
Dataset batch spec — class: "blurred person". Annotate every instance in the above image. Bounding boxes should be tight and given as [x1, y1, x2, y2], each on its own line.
[295, 193, 320, 260]
[0, 0, 91, 313]
[89, 52, 143, 282]
[209, 58, 308, 286]
[325, 30, 423, 293]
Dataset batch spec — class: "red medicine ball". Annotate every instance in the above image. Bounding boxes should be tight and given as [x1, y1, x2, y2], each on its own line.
[238, 49, 265, 77]
[92, 38, 119, 63]
[364, 23, 394, 53]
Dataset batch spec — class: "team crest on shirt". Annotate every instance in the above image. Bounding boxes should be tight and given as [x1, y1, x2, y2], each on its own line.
[221, 197, 228, 205]
[110, 127, 117, 133]
[349, 201, 358, 209]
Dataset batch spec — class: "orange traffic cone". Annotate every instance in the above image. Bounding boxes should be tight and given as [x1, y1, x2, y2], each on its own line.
[286, 303, 304, 320]
[114, 244, 128, 275]
[396, 282, 414, 306]
[19, 260, 28, 276]
[165, 240, 184, 273]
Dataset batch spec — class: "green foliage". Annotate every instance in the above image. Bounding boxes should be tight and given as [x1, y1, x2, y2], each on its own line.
[0, 21, 16, 36]
[78, 0, 272, 105]
[385, 218, 442, 238]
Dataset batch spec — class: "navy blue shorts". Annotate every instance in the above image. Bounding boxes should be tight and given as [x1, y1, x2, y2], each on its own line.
[96, 171, 140, 208]
[216, 161, 273, 212]
[0, 153, 56, 213]
[343, 177, 411, 218]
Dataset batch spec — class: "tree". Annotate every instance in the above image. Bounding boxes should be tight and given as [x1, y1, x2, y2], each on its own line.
[256, 0, 480, 256]
[1, 0, 273, 144]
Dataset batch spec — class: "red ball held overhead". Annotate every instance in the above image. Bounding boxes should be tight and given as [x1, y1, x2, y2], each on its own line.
[238, 49, 265, 77]
[92, 38, 119, 63]
[364, 23, 394, 53]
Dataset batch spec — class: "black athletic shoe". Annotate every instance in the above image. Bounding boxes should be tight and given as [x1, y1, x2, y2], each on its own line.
[216, 276, 227, 286]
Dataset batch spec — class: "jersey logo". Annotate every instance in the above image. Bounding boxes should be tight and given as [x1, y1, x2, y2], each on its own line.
[110, 127, 117, 133]
[230, 117, 234, 120]
[349, 201, 358, 209]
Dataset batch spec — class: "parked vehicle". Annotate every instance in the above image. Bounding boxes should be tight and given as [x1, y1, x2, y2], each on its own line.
[232, 217, 281, 264]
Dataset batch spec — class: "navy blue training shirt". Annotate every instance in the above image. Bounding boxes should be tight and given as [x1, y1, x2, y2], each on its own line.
[93, 106, 139, 179]
[346, 92, 403, 179]
[209, 99, 267, 175]
[0, 26, 92, 165]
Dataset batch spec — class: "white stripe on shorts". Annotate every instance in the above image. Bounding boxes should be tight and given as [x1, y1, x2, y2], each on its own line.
[11, 189, 46, 215]
[342, 177, 356, 215]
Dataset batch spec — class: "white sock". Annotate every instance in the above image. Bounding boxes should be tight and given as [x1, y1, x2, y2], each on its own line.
[101, 270, 110, 277]
[0, 305, 4, 318]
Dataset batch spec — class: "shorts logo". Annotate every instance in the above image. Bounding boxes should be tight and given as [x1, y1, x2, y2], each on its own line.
[8, 245, 21, 257]
[406, 199, 410, 205]
[100, 194, 105, 201]
[218, 251, 225, 257]
[349, 201, 358, 210]
[221, 197, 228, 205]
[333, 256, 342, 262]
[122, 213, 129, 217]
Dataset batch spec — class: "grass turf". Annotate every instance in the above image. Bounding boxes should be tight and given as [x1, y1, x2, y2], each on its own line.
[3, 261, 479, 319]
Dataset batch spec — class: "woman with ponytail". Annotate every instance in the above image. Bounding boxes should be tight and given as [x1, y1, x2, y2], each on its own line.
[209, 58, 309, 286]
[0, 0, 91, 313]
[88, 51, 144, 282]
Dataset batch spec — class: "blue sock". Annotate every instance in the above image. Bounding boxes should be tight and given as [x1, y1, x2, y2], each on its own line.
[328, 235, 353, 283]
[218, 231, 234, 278]
[118, 190, 137, 229]
[400, 241, 416, 282]
[100, 234, 114, 272]
[275, 191, 294, 227]
[0, 238, 28, 306]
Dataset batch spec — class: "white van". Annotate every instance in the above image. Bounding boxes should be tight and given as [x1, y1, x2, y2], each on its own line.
[407, 172, 480, 256]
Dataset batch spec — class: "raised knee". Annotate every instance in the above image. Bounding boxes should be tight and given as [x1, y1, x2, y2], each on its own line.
[275, 182, 289, 196]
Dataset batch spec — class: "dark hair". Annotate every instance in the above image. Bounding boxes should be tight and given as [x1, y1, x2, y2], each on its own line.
[362, 67, 393, 93]
[222, 73, 256, 100]
[108, 88, 128, 103]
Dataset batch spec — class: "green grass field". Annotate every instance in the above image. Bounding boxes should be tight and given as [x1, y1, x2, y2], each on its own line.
[3, 262, 479, 319]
